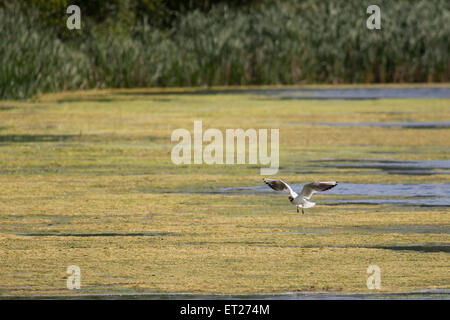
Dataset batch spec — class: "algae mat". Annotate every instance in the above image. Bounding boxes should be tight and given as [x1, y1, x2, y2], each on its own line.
[0, 86, 449, 296]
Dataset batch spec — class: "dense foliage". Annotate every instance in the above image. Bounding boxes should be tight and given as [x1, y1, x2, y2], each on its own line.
[1, 0, 449, 99]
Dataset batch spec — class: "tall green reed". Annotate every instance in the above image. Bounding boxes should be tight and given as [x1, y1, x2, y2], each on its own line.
[1, 0, 448, 99]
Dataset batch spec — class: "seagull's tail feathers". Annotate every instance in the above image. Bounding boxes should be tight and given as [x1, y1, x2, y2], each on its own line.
[303, 200, 315, 209]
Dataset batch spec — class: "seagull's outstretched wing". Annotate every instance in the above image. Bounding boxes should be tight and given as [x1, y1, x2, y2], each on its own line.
[263, 178, 298, 198]
[300, 181, 337, 199]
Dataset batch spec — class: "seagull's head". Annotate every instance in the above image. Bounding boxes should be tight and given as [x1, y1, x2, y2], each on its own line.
[288, 195, 294, 202]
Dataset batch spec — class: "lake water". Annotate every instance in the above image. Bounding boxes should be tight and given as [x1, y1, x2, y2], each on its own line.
[221, 181, 450, 207]
[5, 289, 449, 300]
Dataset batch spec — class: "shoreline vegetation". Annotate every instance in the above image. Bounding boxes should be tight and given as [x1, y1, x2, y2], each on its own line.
[1, 0, 449, 100]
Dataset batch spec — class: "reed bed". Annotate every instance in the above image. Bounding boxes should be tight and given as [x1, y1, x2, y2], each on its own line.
[1, 0, 449, 99]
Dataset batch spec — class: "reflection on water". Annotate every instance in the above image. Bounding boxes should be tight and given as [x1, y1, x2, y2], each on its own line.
[318, 159, 450, 168]
[220, 158, 450, 206]
[296, 121, 450, 129]
[325, 182, 450, 197]
[221, 182, 450, 206]
[5, 289, 449, 300]
[316, 159, 450, 175]
[114, 86, 450, 99]
[330, 198, 449, 207]
[262, 87, 450, 99]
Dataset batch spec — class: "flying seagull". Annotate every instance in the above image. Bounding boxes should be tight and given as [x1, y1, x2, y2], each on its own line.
[263, 178, 337, 213]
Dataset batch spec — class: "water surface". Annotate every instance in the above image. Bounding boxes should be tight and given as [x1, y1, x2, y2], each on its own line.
[4, 289, 449, 300]
[294, 121, 450, 128]
[221, 182, 450, 207]
[114, 87, 450, 99]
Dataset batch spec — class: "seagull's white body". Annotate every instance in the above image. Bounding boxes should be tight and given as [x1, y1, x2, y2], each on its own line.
[291, 196, 316, 209]
[263, 178, 337, 213]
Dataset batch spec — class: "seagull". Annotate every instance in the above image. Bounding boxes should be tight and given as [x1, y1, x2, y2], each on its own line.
[263, 178, 337, 214]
